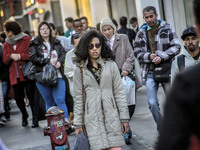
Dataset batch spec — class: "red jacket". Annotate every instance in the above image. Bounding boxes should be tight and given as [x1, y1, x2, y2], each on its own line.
[3, 36, 30, 85]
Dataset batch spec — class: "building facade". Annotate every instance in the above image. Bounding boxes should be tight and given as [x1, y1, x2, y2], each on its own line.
[0, 0, 194, 41]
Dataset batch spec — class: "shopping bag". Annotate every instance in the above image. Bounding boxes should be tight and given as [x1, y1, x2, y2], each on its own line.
[122, 76, 135, 105]
[0, 81, 4, 114]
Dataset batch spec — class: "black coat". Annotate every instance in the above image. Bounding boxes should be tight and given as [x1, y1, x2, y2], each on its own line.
[29, 36, 66, 77]
[0, 45, 9, 81]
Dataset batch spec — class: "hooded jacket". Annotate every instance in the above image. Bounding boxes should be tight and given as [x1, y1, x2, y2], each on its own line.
[171, 48, 200, 82]
[134, 19, 181, 83]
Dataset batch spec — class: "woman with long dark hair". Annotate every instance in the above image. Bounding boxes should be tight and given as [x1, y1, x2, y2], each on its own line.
[73, 30, 130, 150]
[29, 22, 69, 122]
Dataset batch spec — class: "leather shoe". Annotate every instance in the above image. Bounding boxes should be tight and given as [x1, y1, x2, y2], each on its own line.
[22, 119, 28, 127]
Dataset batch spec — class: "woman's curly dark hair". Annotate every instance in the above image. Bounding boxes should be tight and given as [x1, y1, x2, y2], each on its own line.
[3, 20, 22, 35]
[74, 29, 115, 63]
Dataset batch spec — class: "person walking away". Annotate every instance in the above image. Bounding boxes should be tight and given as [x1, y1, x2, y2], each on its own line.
[171, 27, 200, 83]
[74, 30, 130, 150]
[29, 22, 70, 123]
[133, 6, 181, 130]
[118, 16, 136, 47]
[3, 20, 38, 127]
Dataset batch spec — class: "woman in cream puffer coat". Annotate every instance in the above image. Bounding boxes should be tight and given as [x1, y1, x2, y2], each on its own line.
[73, 30, 130, 150]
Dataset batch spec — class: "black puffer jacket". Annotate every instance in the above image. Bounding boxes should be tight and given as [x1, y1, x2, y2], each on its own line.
[29, 36, 66, 77]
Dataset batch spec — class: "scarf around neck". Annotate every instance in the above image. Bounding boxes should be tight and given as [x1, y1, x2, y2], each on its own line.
[6, 32, 28, 45]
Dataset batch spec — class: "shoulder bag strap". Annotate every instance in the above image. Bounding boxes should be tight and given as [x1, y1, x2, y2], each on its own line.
[177, 54, 185, 72]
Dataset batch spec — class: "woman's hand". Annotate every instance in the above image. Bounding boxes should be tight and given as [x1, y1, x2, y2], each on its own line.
[121, 70, 129, 77]
[121, 122, 129, 134]
[55, 62, 61, 68]
[75, 127, 83, 136]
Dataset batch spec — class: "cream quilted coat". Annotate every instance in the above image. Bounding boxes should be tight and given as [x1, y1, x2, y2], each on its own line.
[73, 57, 130, 150]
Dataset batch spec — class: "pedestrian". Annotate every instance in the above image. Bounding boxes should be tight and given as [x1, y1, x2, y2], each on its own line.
[118, 16, 136, 47]
[74, 30, 130, 150]
[100, 17, 141, 144]
[64, 32, 83, 124]
[29, 22, 69, 122]
[66, 19, 83, 51]
[64, 17, 73, 38]
[156, 0, 200, 149]
[49, 23, 69, 52]
[64, 32, 83, 97]
[3, 20, 38, 127]
[133, 6, 181, 130]
[0, 35, 10, 123]
[171, 27, 200, 83]
[129, 17, 139, 35]
[80, 16, 94, 31]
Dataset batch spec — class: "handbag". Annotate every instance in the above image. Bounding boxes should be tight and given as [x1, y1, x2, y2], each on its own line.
[145, 29, 171, 82]
[21, 61, 36, 80]
[42, 63, 58, 86]
[35, 63, 58, 86]
[152, 60, 172, 82]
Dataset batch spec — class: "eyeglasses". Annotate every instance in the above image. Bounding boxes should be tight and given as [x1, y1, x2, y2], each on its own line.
[40, 28, 49, 31]
[88, 43, 101, 50]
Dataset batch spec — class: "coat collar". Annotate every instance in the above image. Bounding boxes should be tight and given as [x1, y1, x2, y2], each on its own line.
[112, 34, 120, 51]
[78, 56, 106, 69]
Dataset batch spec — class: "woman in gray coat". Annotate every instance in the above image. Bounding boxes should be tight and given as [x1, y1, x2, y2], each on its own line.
[73, 30, 130, 150]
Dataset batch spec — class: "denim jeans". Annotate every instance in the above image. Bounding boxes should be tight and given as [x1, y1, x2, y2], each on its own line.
[146, 72, 168, 127]
[36, 78, 68, 120]
[2, 81, 9, 99]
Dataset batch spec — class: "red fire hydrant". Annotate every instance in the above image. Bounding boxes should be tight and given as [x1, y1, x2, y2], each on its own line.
[43, 106, 70, 150]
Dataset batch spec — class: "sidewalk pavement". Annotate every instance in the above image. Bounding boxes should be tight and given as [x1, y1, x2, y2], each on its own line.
[0, 86, 166, 150]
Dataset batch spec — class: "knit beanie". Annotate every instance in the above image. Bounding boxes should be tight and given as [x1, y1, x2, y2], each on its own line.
[100, 18, 116, 33]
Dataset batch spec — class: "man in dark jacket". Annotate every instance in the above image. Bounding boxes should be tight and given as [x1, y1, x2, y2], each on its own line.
[118, 16, 136, 47]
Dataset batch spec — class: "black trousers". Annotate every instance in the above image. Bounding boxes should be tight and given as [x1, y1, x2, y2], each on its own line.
[13, 79, 36, 120]
[64, 78, 73, 113]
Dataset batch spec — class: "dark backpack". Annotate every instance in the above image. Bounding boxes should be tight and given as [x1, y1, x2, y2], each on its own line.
[177, 54, 185, 72]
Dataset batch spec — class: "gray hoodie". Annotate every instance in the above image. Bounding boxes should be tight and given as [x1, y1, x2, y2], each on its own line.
[171, 48, 200, 83]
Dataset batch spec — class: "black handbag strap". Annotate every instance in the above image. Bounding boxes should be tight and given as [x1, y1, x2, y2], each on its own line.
[177, 54, 185, 72]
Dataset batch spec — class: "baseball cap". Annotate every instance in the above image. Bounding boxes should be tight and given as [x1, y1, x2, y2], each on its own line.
[181, 27, 197, 40]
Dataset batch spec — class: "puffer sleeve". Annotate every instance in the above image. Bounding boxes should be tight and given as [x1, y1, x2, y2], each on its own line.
[73, 67, 84, 128]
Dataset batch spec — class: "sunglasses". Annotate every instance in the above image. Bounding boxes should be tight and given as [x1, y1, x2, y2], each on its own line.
[88, 43, 101, 50]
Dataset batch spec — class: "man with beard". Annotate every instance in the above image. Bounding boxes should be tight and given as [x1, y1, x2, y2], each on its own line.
[171, 27, 200, 83]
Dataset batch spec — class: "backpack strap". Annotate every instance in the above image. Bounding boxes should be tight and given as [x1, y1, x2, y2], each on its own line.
[177, 54, 185, 72]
